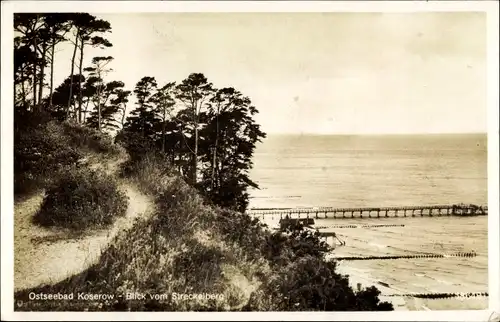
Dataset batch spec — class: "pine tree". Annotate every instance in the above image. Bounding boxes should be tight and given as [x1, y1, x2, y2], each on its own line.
[83, 56, 114, 131]
[150, 82, 176, 154]
[175, 73, 214, 185]
[14, 13, 45, 111]
[70, 13, 112, 123]
[86, 80, 126, 132]
[115, 89, 131, 127]
[116, 77, 159, 161]
[43, 14, 73, 109]
[199, 87, 266, 212]
[48, 74, 85, 121]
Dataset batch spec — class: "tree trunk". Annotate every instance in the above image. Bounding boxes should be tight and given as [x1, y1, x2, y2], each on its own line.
[162, 106, 166, 153]
[97, 103, 102, 131]
[178, 131, 183, 170]
[193, 114, 198, 185]
[49, 39, 55, 108]
[78, 40, 84, 123]
[121, 103, 127, 127]
[97, 88, 102, 132]
[142, 117, 145, 138]
[32, 35, 37, 111]
[37, 42, 47, 111]
[96, 70, 102, 131]
[67, 30, 79, 119]
[21, 67, 27, 109]
[211, 104, 220, 189]
[83, 99, 90, 123]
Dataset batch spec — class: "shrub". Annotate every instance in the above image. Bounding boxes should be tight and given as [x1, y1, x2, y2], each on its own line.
[14, 112, 123, 196]
[32, 166, 128, 230]
[60, 121, 123, 156]
[246, 254, 392, 311]
[14, 117, 83, 195]
[114, 130, 156, 163]
[215, 208, 269, 261]
[262, 227, 331, 265]
[119, 151, 176, 184]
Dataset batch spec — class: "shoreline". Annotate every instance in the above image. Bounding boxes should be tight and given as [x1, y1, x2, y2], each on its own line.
[332, 259, 410, 311]
[259, 217, 411, 310]
[257, 215, 488, 311]
[331, 257, 488, 311]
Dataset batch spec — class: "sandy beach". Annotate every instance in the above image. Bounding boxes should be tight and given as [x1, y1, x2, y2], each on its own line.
[256, 214, 488, 311]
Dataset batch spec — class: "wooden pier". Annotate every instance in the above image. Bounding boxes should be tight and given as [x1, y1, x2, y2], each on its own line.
[247, 204, 488, 220]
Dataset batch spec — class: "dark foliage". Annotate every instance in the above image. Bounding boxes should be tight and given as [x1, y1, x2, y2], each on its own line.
[59, 120, 121, 155]
[118, 75, 266, 212]
[172, 238, 225, 291]
[115, 130, 156, 163]
[14, 110, 82, 195]
[245, 225, 394, 311]
[32, 166, 128, 230]
[48, 74, 85, 121]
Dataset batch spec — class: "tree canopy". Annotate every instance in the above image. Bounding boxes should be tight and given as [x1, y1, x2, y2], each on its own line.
[118, 73, 266, 211]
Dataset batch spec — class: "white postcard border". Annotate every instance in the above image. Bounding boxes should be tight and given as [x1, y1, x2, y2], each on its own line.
[1, 1, 498, 321]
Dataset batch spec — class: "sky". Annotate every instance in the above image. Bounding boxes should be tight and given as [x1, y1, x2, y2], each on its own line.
[51, 12, 487, 135]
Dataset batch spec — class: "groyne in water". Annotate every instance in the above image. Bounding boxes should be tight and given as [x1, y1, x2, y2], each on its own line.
[385, 292, 488, 299]
[314, 224, 406, 229]
[247, 204, 488, 220]
[332, 252, 477, 261]
[384, 292, 488, 299]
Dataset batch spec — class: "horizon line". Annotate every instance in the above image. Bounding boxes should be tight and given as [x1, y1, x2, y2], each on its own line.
[263, 131, 488, 136]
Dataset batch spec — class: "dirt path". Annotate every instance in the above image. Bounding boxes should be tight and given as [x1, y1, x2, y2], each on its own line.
[14, 184, 153, 291]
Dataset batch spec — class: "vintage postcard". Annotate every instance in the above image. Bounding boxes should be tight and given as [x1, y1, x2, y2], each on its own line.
[1, 1, 499, 321]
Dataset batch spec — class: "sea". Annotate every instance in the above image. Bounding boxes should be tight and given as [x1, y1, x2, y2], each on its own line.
[247, 133, 489, 310]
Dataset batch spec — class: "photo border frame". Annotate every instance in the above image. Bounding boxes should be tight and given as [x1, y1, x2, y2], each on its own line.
[1, 1, 498, 321]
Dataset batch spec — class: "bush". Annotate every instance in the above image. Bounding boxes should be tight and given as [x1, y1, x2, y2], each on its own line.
[263, 227, 331, 264]
[14, 111, 123, 196]
[242, 225, 393, 311]
[32, 167, 129, 230]
[60, 121, 122, 156]
[171, 238, 226, 292]
[14, 117, 83, 195]
[246, 254, 392, 311]
[114, 130, 156, 163]
[215, 208, 269, 261]
[119, 151, 175, 183]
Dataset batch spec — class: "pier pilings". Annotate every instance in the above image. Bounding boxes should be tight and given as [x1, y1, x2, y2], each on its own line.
[247, 204, 488, 220]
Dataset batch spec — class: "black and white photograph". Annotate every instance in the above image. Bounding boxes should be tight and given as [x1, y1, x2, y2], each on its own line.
[1, 1, 499, 320]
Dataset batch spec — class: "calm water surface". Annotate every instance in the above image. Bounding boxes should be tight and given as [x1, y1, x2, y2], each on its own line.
[248, 134, 488, 310]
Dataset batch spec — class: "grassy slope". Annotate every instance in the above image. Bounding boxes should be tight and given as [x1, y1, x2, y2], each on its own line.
[14, 122, 392, 311]
[15, 155, 272, 311]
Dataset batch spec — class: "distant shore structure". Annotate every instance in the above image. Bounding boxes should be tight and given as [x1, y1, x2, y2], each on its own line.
[247, 204, 488, 219]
